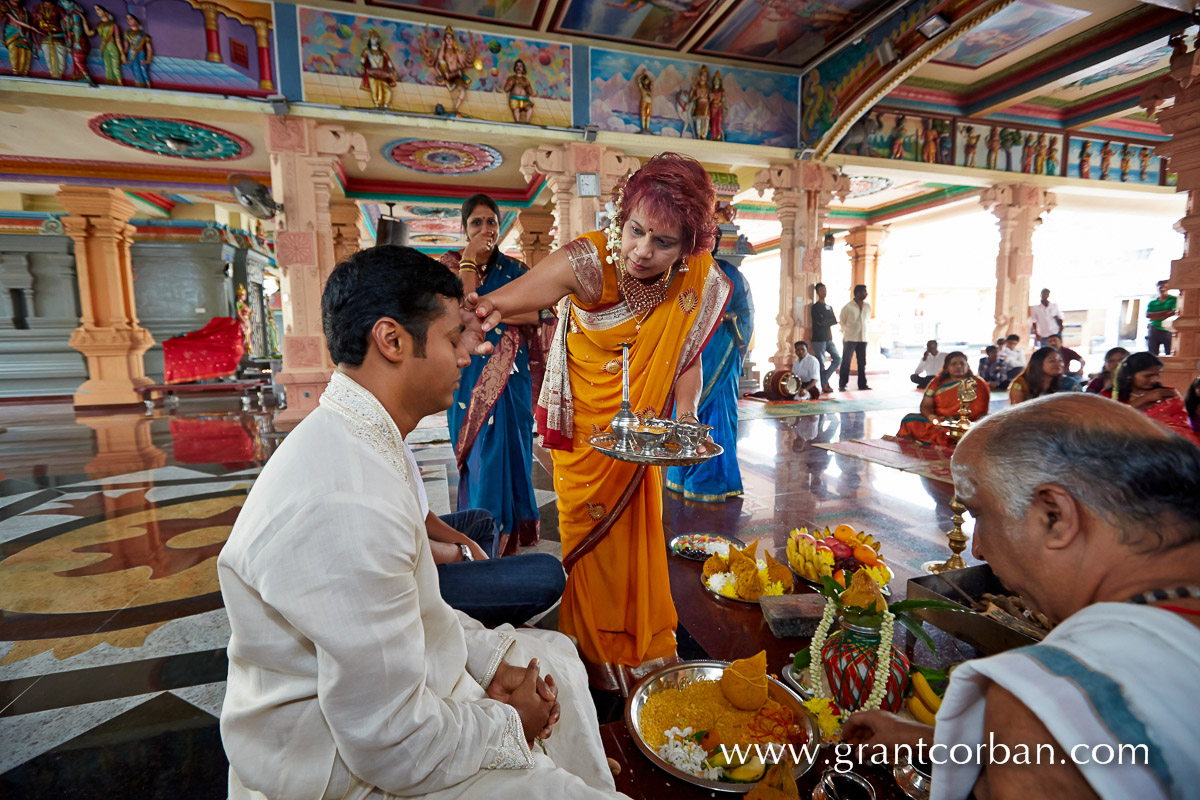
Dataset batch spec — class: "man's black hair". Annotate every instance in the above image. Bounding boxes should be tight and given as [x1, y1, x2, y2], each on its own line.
[794, 340, 809, 350]
[321, 245, 463, 366]
[1006, 334, 1020, 343]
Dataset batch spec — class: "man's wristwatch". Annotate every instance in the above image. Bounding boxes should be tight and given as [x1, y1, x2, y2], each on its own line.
[459, 543, 474, 562]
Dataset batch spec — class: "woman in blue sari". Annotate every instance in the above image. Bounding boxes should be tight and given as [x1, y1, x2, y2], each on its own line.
[666, 257, 754, 501]
[440, 194, 542, 553]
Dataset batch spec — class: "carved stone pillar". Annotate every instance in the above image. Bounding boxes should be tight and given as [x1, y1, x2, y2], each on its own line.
[330, 199, 362, 266]
[57, 187, 154, 406]
[846, 225, 888, 319]
[980, 184, 1056, 343]
[513, 208, 555, 266]
[1142, 43, 1200, 388]
[753, 163, 849, 371]
[519, 144, 638, 248]
[268, 117, 369, 428]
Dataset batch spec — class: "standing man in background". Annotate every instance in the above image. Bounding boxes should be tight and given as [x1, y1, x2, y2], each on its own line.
[809, 282, 841, 394]
[1146, 279, 1177, 356]
[839, 284, 871, 392]
[1030, 288, 1062, 346]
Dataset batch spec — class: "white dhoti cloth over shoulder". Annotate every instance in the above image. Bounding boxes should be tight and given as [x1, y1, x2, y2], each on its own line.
[218, 372, 625, 799]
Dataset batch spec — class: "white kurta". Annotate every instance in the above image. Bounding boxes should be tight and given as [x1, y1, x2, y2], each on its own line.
[218, 372, 625, 799]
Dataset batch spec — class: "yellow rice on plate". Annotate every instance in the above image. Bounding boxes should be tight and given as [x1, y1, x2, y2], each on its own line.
[639, 679, 792, 749]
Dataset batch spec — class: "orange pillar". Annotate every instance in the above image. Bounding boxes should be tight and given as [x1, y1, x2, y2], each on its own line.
[268, 118, 369, 429]
[58, 187, 154, 407]
[1142, 42, 1200, 389]
[519, 144, 638, 248]
[753, 163, 849, 370]
[846, 225, 888, 320]
[513, 208, 555, 266]
[980, 184, 1056, 343]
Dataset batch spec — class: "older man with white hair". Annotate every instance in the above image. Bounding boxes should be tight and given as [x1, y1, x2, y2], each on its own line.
[844, 393, 1200, 800]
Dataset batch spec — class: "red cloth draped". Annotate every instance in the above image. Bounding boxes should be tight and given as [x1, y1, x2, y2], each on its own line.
[163, 317, 245, 385]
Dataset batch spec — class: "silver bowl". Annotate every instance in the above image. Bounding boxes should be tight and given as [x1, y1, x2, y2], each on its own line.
[624, 660, 821, 793]
[630, 424, 671, 454]
[893, 757, 932, 799]
[674, 421, 714, 456]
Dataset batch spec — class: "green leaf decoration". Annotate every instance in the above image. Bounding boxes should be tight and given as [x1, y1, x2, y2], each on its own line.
[793, 648, 812, 672]
[819, 575, 844, 599]
[913, 665, 949, 688]
[688, 729, 707, 744]
[895, 613, 937, 655]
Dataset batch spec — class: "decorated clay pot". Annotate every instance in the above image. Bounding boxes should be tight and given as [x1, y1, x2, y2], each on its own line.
[821, 618, 910, 713]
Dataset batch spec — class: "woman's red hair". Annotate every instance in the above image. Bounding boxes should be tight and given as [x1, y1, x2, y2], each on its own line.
[618, 153, 717, 257]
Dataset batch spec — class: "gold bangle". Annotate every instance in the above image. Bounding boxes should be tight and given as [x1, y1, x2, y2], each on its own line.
[459, 260, 478, 269]
[458, 266, 478, 275]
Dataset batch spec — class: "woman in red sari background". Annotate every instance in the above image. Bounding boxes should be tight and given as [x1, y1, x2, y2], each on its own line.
[896, 351, 989, 446]
[1104, 352, 1200, 446]
[472, 154, 731, 692]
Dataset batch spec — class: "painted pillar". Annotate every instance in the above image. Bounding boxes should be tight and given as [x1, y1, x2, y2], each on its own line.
[330, 199, 362, 266]
[512, 208, 555, 266]
[1142, 42, 1200, 389]
[753, 163, 849, 371]
[519, 144, 638, 248]
[200, 3, 222, 63]
[58, 186, 154, 406]
[268, 117, 370, 428]
[846, 225, 888, 320]
[980, 184, 1056, 343]
[253, 19, 274, 91]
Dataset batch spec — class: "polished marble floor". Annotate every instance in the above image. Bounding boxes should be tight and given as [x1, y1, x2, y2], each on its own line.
[0, 387, 986, 798]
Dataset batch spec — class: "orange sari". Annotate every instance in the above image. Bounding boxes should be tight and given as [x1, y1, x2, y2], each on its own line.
[543, 231, 731, 693]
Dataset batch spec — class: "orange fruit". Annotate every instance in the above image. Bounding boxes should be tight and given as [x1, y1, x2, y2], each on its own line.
[853, 544, 879, 566]
[833, 524, 857, 543]
[832, 568, 846, 587]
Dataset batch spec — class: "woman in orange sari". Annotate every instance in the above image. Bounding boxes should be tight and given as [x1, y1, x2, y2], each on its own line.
[896, 351, 989, 446]
[472, 154, 731, 692]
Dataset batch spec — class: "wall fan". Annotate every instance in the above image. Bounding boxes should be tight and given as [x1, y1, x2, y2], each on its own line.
[227, 174, 283, 220]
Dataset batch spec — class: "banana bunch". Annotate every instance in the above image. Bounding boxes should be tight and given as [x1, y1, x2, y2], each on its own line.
[906, 672, 943, 727]
[785, 528, 835, 582]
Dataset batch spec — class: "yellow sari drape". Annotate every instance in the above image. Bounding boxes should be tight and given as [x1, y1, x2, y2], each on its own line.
[551, 231, 730, 692]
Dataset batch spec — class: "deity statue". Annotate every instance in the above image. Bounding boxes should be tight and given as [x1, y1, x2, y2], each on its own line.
[93, 5, 124, 85]
[1139, 147, 1151, 182]
[502, 58, 534, 124]
[58, 0, 95, 85]
[691, 65, 711, 140]
[962, 125, 980, 167]
[236, 283, 253, 356]
[985, 126, 1000, 171]
[921, 120, 938, 163]
[123, 13, 152, 88]
[1119, 143, 1132, 182]
[1034, 132, 1046, 175]
[1079, 141, 1092, 179]
[34, 0, 66, 79]
[420, 25, 480, 117]
[358, 29, 397, 110]
[636, 69, 654, 132]
[1099, 141, 1114, 180]
[709, 70, 726, 142]
[1046, 138, 1059, 176]
[2, 0, 37, 77]
[1020, 133, 1034, 173]
[889, 115, 907, 160]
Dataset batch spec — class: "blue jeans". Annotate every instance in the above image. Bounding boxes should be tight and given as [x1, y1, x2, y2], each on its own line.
[436, 509, 565, 629]
[839, 340, 868, 389]
[809, 339, 841, 387]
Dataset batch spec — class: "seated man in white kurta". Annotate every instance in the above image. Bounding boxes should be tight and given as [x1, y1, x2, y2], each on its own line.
[218, 245, 624, 799]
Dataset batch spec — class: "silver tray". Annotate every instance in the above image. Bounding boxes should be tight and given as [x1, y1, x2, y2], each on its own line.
[669, 533, 747, 561]
[625, 660, 821, 793]
[702, 570, 795, 604]
[589, 432, 723, 467]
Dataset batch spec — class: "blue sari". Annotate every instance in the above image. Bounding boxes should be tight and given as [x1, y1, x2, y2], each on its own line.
[666, 259, 754, 502]
[441, 250, 540, 553]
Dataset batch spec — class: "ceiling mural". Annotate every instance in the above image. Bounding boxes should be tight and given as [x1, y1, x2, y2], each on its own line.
[299, 7, 571, 125]
[698, 0, 881, 66]
[0, 0, 276, 96]
[383, 139, 504, 174]
[589, 48, 798, 147]
[552, 0, 718, 49]
[931, 0, 1090, 70]
[365, 0, 547, 28]
[1035, 32, 1189, 106]
[88, 116, 252, 160]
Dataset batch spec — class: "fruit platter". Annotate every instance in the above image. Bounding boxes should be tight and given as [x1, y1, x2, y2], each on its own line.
[625, 653, 819, 793]
[786, 524, 892, 591]
[702, 539, 794, 603]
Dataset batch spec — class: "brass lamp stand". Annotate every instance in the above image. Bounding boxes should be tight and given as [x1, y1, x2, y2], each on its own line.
[922, 377, 976, 574]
